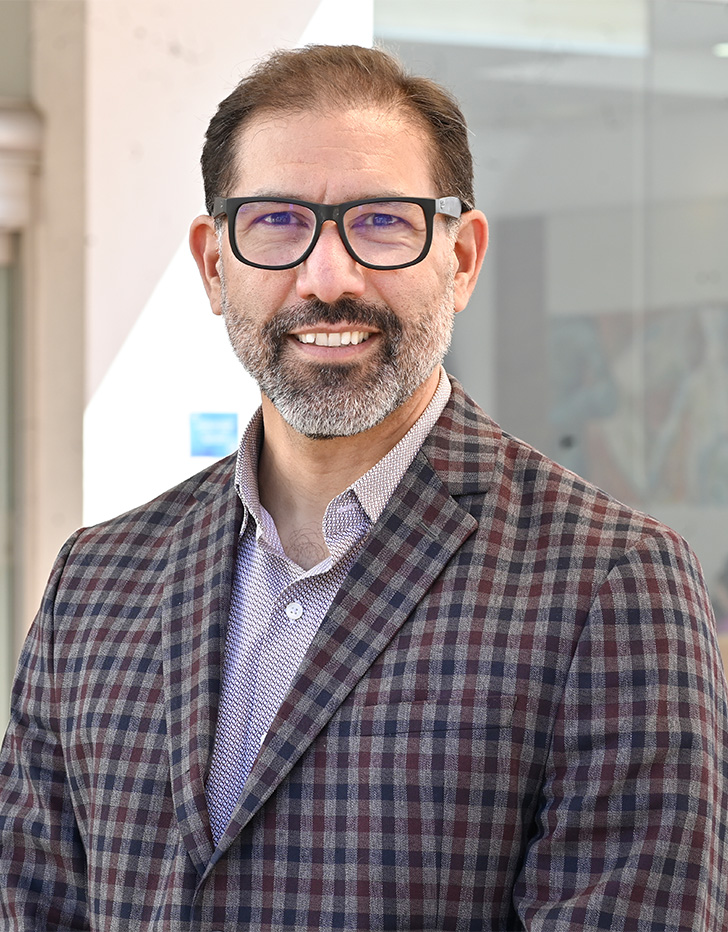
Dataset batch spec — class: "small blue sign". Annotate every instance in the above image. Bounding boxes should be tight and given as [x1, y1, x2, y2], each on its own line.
[190, 412, 239, 457]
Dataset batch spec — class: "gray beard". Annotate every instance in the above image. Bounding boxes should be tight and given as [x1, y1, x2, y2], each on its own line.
[219, 285, 455, 439]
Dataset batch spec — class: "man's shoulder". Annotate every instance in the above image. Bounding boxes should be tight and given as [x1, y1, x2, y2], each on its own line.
[433, 377, 682, 554]
[73, 453, 238, 550]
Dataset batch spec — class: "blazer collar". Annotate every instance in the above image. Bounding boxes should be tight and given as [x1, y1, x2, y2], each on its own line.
[161, 457, 242, 876]
[419, 375, 502, 499]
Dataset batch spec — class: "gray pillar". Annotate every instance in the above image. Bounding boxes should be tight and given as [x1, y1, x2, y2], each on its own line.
[494, 216, 550, 454]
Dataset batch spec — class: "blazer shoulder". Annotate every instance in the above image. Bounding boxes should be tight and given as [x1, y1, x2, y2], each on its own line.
[436, 376, 690, 562]
[498, 425, 677, 553]
[71, 453, 237, 552]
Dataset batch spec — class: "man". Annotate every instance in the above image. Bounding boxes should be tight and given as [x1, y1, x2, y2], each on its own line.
[1, 44, 727, 932]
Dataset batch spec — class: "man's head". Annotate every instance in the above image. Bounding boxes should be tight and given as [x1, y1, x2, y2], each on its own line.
[190, 46, 488, 440]
[200, 44, 475, 217]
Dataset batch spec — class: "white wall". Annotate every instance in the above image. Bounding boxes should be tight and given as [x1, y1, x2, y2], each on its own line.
[82, 0, 373, 526]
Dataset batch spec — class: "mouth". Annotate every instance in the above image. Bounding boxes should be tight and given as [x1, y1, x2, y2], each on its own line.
[294, 330, 373, 347]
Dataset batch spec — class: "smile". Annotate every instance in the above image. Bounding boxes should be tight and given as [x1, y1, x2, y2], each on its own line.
[295, 331, 373, 347]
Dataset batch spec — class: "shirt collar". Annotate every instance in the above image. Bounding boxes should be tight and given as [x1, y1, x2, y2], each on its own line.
[350, 366, 450, 522]
[234, 407, 266, 531]
[235, 366, 451, 531]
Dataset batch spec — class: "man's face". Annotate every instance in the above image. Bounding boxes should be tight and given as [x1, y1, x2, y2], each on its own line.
[204, 107, 474, 438]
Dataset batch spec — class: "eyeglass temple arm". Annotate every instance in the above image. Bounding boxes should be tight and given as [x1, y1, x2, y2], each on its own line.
[436, 196, 466, 218]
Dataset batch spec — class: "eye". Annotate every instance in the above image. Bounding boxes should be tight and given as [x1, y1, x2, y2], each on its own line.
[353, 211, 409, 229]
[256, 210, 307, 227]
[236, 201, 316, 234]
[372, 213, 399, 227]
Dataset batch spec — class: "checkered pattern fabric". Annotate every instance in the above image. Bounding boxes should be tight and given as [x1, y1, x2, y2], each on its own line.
[1, 377, 727, 931]
[205, 490, 370, 844]
[206, 371, 450, 842]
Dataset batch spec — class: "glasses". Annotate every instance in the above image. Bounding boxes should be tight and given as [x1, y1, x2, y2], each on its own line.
[212, 196, 467, 271]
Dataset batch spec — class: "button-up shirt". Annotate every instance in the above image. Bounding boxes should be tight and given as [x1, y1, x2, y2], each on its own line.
[206, 370, 451, 843]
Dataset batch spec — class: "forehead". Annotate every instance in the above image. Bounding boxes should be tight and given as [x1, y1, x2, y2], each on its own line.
[230, 106, 438, 199]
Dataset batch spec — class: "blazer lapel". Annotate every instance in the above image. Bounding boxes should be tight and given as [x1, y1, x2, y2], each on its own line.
[161, 458, 242, 876]
[206, 446, 480, 868]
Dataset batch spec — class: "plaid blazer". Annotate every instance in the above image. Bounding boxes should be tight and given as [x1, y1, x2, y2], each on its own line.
[1, 379, 727, 931]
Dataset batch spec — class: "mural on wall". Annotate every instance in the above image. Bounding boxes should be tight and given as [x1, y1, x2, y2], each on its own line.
[713, 558, 728, 632]
[549, 304, 728, 634]
[644, 305, 728, 506]
[549, 313, 628, 497]
[550, 305, 728, 503]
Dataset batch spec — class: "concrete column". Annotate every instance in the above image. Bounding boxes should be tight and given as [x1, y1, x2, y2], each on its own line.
[18, 1, 86, 650]
[0, 103, 42, 662]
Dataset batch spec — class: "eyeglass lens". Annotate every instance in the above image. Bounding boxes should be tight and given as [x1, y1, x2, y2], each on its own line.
[232, 200, 428, 268]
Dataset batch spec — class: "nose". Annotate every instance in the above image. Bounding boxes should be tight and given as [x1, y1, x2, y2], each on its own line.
[295, 220, 366, 304]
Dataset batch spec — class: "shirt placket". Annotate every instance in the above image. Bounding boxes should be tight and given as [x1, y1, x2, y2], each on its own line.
[243, 580, 315, 760]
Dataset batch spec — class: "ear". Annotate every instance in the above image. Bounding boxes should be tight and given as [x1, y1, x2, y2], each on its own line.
[189, 214, 224, 316]
[452, 209, 488, 313]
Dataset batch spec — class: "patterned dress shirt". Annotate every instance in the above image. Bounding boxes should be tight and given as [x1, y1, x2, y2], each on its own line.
[206, 370, 451, 842]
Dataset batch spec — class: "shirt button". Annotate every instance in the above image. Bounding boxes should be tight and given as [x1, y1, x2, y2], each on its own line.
[285, 601, 304, 620]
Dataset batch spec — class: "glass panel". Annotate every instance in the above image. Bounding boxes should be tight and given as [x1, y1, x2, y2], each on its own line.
[642, 2, 728, 655]
[0, 243, 15, 731]
[0, 0, 31, 99]
[375, 1, 728, 657]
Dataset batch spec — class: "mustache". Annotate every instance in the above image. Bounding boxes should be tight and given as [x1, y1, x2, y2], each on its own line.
[262, 298, 403, 342]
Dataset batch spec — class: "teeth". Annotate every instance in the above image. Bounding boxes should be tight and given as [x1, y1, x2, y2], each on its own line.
[296, 331, 370, 347]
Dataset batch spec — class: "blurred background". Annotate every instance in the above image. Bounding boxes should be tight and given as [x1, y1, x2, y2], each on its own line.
[0, 0, 727, 728]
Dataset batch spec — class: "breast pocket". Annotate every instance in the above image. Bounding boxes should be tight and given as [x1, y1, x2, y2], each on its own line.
[356, 689, 518, 737]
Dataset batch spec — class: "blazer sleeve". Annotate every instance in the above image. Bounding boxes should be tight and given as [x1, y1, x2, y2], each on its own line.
[513, 529, 728, 931]
[0, 532, 91, 931]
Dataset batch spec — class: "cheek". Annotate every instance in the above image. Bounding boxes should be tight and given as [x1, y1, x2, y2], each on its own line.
[224, 265, 299, 315]
[381, 263, 453, 313]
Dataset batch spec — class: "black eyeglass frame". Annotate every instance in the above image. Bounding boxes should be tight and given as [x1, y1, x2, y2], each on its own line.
[212, 195, 468, 271]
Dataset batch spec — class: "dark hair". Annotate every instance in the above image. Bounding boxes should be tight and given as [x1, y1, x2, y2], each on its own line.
[201, 44, 474, 214]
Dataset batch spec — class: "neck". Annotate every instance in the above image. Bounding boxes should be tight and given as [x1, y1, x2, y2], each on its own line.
[257, 369, 440, 567]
